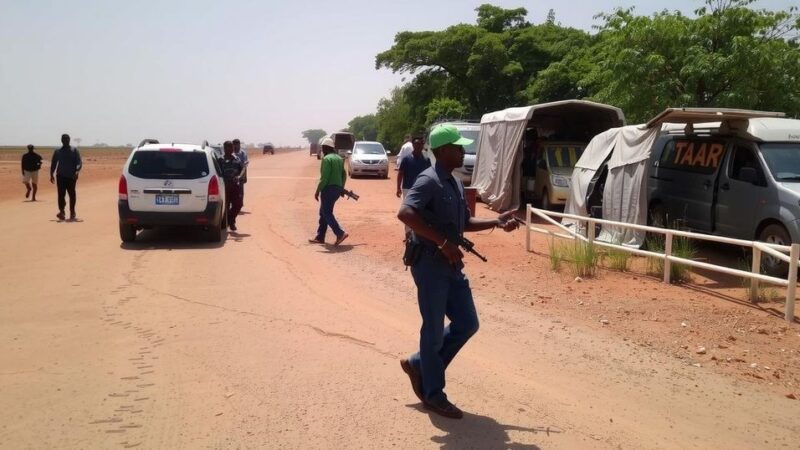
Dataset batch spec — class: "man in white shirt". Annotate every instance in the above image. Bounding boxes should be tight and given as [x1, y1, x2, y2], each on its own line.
[395, 134, 412, 170]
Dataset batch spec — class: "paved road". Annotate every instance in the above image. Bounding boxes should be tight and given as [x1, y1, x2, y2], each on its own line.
[1, 151, 798, 449]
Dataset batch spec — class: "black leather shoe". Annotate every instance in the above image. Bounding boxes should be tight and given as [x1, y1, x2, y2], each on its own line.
[423, 398, 463, 419]
[400, 359, 423, 402]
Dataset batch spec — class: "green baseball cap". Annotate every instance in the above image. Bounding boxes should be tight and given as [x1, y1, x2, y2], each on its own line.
[429, 124, 474, 150]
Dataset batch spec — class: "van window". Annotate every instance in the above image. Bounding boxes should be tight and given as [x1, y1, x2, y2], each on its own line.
[128, 151, 210, 180]
[760, 143, 800, 182]
[656, 139, 726, 174]
[729, 146, 765, 184]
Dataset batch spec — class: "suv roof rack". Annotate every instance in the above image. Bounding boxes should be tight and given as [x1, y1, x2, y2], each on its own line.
[137, 138, 159, 147]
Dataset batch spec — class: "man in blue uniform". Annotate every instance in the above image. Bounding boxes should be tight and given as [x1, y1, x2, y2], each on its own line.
[397, 124, 518, 419]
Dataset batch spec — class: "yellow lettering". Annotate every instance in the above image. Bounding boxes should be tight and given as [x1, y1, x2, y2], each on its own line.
[679, 143, 695, 165]
[707, 144, 724, 168]
[692, 144, 708, 166]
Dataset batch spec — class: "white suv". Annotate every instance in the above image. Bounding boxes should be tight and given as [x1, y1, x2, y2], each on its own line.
[118, 139, 227, 243]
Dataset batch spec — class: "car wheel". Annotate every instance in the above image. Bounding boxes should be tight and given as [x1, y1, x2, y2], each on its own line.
[119, 223, 136, 243]
[759, 224, 791, 277]
[541, 190, 551, 211]
[206, 222, 224, 243]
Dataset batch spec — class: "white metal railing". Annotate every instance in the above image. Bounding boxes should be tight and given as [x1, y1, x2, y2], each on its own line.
[523, 205, 799, 323]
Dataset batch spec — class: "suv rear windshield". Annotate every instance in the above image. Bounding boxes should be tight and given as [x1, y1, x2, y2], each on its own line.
[128, 151, 210, 180]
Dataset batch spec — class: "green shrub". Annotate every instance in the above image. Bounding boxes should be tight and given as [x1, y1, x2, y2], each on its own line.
[670, 235, 695, 283]
[548, 238, 562, 272]
[604, 247, 631, 271]
[563, 241, 600, 278]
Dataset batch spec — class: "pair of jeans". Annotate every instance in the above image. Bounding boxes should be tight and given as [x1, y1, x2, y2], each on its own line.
[225, 181, 242, 226]
[408, 251, 479, 403]
[56, 176, 77, 214]
[315, 185, 345, 240]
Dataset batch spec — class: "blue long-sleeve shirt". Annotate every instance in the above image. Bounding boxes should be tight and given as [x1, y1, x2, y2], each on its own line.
[50, 146, 82, 178]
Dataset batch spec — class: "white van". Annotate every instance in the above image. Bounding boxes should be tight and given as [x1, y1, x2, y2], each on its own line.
[426, 120, 481, 185]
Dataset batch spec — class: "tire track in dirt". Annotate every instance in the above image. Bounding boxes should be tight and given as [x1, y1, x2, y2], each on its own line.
[91, 252, 167, 448]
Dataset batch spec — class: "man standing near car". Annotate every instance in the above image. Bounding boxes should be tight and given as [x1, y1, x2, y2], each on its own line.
[21, 144, 43, 201]
[220, 141, 244, 231]
[309, 138, 348, 246]
[396, 135, 430, 234]
[395, 134, 412, 170]
[49, 134, 82, 221]
[233, 138, 248, 207]
[397, 124, 518, 419]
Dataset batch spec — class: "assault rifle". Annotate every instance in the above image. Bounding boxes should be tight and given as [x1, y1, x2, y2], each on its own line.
[342, 189, 360, 201]
[452, 234, 488, 262]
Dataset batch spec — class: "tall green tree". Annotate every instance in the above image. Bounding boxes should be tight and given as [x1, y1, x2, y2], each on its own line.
[376, 5, 590, 117]
[301, 129, 327, 145]
[576, 0, 800, 122]
[347, 115, 378, 141]
[375, 87, 413, 153]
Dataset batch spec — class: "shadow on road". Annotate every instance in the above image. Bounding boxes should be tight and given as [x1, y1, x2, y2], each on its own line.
[119, 227, 227, 250]
[406, 404, 553, 449]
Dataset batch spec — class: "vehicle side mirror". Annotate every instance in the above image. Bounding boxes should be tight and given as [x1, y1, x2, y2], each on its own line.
[739, 167, 757, 184]
[537, 159, 547, 169]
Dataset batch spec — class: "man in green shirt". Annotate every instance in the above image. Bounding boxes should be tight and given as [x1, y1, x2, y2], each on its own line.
[309, 138, 349, 246]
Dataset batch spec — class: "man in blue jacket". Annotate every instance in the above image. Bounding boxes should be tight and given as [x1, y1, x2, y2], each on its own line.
[49, 134, 82, 221]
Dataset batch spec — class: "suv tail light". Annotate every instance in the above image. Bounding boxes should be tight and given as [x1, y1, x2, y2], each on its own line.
[118, 175, 128, 200]
[208, 175, 220, 202]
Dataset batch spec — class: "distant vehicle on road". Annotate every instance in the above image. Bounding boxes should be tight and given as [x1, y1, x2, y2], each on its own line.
[118, 139, 227, 243]
[346, 141, 389, 178]
[263, 143, 275, 155]
[426, 120, 480, 185]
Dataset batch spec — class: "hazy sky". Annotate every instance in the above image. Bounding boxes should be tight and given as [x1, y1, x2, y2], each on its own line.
[0, 0, 794, 147]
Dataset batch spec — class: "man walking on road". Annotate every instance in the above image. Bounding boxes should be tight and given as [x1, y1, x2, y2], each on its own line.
[397, 124, 518, 419]
[396, 135, 430, 234]
[309, 138, 349, 246]
[233, 139, 248, 207]
[220, 141, 244, 231]
[50, 134, 82, 221]
[21, 144, 43, 201]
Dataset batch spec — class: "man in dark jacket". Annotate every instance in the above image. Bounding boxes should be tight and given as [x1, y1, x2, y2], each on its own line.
[21, 144, 43, 201]
[49, 134, 82, 221]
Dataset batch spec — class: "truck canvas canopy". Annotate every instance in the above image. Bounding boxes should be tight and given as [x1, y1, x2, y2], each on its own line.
[472, 100, 625, 211]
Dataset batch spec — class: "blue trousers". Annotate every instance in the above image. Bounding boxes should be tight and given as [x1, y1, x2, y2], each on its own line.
[315, 185, 345, 240]
[409, 252, 479, 403]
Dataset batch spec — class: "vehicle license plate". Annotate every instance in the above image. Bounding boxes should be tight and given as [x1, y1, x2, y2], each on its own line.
[155, 194, 179, 205]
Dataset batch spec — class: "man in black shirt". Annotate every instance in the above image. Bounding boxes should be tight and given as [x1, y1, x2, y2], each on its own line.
[21, 144, 43, 201]
[49, 134, 82, 221]
[219, 141, 244, 231]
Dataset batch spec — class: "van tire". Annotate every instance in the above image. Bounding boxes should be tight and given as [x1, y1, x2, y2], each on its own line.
[648, 203, 667, 228]
[541, 190, 551, 211]
[758, 224, 791, 277]
[119, 224, 136, 243]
